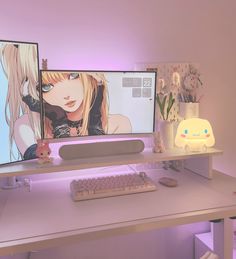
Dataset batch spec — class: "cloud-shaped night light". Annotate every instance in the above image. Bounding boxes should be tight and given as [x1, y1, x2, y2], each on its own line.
[175, 118, 215, 152]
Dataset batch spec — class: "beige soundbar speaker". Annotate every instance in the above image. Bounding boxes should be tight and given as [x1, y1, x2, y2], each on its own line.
[59, 139, 145, 160]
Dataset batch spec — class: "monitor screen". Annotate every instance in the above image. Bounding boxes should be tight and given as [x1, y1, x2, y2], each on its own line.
[0, 40, 40, 165]
[40, 70, 156, 139]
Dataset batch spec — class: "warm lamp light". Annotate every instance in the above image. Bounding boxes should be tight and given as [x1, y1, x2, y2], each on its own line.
[175, 118, 215, 152]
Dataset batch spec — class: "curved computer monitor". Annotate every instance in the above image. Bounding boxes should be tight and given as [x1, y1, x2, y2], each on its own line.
[0, 40, 40, 166]
[39, 70, 156, 141]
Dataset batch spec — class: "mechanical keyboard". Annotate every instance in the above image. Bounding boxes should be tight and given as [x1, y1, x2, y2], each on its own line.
[70, 172, 157, 201]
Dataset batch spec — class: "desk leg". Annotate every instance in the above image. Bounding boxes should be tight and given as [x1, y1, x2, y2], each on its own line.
[212, 218, 233, 259]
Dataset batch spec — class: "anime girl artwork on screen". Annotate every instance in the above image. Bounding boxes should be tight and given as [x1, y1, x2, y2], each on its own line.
[22, 71, 109, 139]
[20, 69, 157, 143]
[32, 71, 131, 139]
[0, 40, 41, 165]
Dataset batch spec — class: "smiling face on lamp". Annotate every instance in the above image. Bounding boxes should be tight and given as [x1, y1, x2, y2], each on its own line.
[175, 118, 215, 150]
[42, 73, 84, 113]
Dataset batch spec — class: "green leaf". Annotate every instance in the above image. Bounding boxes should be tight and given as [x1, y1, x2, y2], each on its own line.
[166, 92, 175, 120]
[156, 94, 166, 120]
[167, 92, 173, 111]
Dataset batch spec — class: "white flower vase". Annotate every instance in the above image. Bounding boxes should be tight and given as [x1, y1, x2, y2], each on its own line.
[179, 102, 199, 119]
[159, 121, 174, 150]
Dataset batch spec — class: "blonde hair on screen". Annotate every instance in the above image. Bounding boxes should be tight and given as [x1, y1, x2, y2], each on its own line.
[42, 71, 108, 137]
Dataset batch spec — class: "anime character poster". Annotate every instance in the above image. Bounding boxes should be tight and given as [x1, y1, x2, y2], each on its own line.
[39, 71, 156, 140]
[0, 40, 41, 165]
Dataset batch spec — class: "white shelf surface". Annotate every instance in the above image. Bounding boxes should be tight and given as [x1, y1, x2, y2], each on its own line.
[0, 148, 222, 178]
[0, 168, 236, 255]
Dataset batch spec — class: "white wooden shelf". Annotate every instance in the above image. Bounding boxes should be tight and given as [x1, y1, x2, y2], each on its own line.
[0, 148, 222, 178]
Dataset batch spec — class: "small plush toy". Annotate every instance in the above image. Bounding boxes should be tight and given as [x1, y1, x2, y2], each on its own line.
[36, 139, 53, 164]
[153, 131, 165, 153]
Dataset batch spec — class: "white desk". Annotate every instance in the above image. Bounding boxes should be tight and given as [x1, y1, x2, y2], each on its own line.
[0, 168, 236, 258]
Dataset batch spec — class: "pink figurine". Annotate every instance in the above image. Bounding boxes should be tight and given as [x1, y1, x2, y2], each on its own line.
[36, 139, 53, 164]
[153, 131, 165, 153]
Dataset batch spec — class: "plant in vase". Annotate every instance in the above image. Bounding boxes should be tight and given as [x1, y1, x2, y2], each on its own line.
[156, 92, 175, 121]
[156, 92, 175, 150]
[178, 64, 203, 103]
[178, 64, 203, 119]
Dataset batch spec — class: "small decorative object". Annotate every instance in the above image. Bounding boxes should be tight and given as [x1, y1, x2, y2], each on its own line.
[156, 92, 175, 150]
[178, 64, 203, 119]
[36, 139, 53, 164]
[175, 118, 215, 152]
[42, 58, 48, 70]
[158, 78, 168, 95]
[179, 102, 199, 119]
[152, 131, 165, 153]
[172, 67, 181, 87]
[158, 177, 178, 187]
[178, 64, 203, 103]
